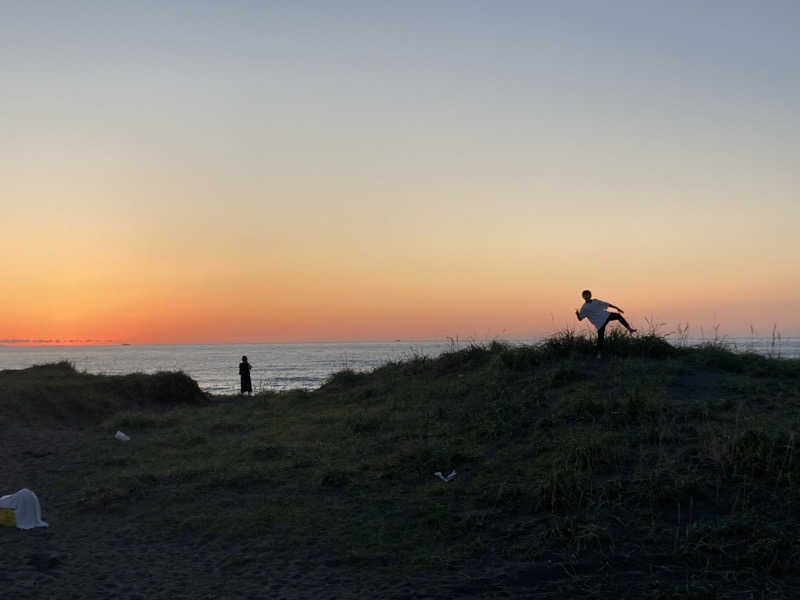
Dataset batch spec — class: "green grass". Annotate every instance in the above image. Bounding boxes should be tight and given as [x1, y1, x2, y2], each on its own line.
[0, 361, 208, 425]
[5, 333, 800, 595]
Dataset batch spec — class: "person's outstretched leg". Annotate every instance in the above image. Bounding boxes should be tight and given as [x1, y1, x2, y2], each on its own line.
[605, 312, 636, 333]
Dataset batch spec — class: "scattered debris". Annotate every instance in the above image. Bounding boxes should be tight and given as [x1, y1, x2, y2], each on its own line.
[0, 488, 49, 529]
[434, 470, 457, 482]
[114, 430, 130, 441]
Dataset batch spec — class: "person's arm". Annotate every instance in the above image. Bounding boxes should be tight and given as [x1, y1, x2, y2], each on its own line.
[575, 309, 584, 321]
[607, 303, 624, 313]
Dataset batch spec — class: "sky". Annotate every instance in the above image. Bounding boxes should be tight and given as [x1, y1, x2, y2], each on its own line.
[2, 1, 798, 343]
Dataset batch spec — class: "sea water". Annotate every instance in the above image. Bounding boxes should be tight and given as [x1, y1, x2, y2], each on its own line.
[0, 340, 458, 395]
[1, 337, 798, 395]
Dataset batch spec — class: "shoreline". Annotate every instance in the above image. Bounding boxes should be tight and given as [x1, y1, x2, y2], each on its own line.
[1, 336, 799, 397]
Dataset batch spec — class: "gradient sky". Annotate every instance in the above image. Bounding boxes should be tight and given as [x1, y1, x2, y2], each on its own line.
[3, 1, 798, 343]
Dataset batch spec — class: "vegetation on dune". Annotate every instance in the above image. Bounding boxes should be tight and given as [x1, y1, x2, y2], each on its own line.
[0, 361, 208, 425]
[5, 332, 800, 595]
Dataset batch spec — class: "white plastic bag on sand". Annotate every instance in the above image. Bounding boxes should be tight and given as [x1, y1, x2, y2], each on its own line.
[115, 430, 130, 441]
[0, 488, 49, 529]
[434, 470, 457, 482]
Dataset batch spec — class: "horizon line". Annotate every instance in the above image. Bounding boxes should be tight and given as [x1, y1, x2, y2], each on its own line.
[2, 332, 800, 348]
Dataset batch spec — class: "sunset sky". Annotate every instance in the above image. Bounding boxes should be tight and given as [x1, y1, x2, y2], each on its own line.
[3, 1, 798, 344]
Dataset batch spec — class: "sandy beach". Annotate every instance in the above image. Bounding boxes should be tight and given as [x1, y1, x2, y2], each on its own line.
[1, 426, 538, 599]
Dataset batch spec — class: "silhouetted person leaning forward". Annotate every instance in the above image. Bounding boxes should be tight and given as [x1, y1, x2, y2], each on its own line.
[239, 355, 252, 395]
[576, 289, 636, 358]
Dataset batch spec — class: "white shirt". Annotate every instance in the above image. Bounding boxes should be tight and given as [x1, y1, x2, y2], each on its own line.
[579, 299, 610, 330]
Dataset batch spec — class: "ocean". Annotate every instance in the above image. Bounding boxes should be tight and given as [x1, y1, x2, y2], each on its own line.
[1, 337, 798, 395]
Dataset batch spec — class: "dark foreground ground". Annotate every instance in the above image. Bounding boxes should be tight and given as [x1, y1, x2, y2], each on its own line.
[3, 426, 672, 600]
[2, 335, 800, 598]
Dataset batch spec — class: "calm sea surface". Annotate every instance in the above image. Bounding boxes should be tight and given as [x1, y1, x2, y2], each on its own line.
[1, 337, 798, 395]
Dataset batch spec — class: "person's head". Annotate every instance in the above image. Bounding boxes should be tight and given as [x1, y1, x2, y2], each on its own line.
[242, 355, 248, 362]
[581, 289, 592, 301]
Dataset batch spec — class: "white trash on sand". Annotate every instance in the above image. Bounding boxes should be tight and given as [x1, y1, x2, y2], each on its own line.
[434, 470, 457, 482]
[0, 488, 49, 529]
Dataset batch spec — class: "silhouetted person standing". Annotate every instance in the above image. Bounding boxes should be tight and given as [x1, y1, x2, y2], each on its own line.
[576, 289, 636, 357]
[239, 356, 252, 395]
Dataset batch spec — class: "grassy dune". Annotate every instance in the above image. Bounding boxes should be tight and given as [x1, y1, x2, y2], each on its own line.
[0, 361, 207, 425]
[4, 333, 800, 596]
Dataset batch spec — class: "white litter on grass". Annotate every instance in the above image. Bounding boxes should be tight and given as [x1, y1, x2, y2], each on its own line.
[434, 470, 457, 482]
[114, 431, 130, 441]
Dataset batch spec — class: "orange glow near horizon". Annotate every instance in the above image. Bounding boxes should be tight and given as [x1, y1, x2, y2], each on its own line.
[2, 187, 799, 344]
[4, 257, 799, 344]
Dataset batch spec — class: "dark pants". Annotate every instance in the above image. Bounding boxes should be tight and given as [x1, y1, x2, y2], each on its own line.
[597, 312, 632, 350]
